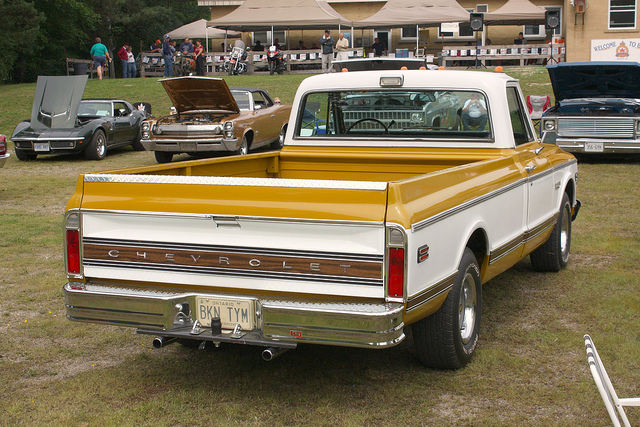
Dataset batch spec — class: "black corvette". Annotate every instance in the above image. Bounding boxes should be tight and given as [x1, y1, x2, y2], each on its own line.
[11, 75, 149, 161]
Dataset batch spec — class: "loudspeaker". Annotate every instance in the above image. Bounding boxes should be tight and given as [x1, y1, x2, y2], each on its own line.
[470, 13, 484, 31]
[545, 10, 560, 29]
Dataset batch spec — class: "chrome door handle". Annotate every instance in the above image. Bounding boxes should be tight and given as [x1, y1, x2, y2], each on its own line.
[525, 165, 537, 172]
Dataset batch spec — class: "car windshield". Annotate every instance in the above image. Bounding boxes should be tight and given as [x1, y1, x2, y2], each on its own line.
[295, 90, 492, 140]
[78, 101, 112, 117]
[231, 91, 251, 111]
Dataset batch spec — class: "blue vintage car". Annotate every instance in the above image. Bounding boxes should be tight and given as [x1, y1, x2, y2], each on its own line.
[541, 61, 640, 155]
[11, 75, 149, 161]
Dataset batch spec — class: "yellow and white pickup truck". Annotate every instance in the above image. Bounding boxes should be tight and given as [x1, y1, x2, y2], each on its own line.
[63, 69, 580, 369]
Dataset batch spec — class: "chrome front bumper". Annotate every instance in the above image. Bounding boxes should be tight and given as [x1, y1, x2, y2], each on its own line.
[558, 138, 640, 154]
[0, 153, 9, 167]
[64, 282, 406, 349]
[141, 138, 238, 153]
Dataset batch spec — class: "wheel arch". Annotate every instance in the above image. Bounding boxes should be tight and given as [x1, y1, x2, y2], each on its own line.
[242, 129, 254, 147]
[465, 227, 488, 275]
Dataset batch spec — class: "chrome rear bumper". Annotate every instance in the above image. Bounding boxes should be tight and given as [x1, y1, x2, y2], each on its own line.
[64, 282, 405, 349]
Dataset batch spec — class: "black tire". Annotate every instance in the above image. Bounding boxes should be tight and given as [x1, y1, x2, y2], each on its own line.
[154, 151, 173, 163]
[269, 61, 275, 75]
[270, 126, 286, 149]
[131, 129, 145, 151]
[85, 130, 107, 160]
[530, 193, 572, 272]
[412, 248, 482, 369]
[235, 136, 249, 156]
[15, 149, 37, 161]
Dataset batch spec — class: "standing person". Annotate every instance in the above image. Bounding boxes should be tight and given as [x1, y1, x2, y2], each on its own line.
[90, 37, 111, 80]
[126, 45, 136, 78]
[162, 34, 173, 77]
[194, 40, 205, 76]
[117, 42, 129, 78]
[335, 32, 349, 61]
[319, 30, 334, 74]
[371, 38, 386, 57]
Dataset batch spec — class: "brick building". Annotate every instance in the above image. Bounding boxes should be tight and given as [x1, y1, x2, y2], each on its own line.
[198, 0, 640, 62]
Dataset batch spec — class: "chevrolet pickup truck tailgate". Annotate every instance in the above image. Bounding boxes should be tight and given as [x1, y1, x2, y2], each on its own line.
[76, 174, 389, 299]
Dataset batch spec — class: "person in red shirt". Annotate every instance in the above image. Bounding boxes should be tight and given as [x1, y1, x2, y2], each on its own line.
[194, 40, 205, 76]
[117, 42, 130, 78]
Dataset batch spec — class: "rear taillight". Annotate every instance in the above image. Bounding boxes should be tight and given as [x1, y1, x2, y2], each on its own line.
[65, 212, 81, 276]
[387, 227, 406, 300]
[388, 248, 404, 298]
[0, 135, 6, 155]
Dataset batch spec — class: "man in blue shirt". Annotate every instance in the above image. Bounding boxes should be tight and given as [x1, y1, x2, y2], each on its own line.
[162, 34, 173, 77]
[180, 38, 194, 55]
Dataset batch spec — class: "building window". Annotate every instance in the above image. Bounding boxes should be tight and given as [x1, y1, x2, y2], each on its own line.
[401, 26, 417, 40]
[610, 0, 637, 29]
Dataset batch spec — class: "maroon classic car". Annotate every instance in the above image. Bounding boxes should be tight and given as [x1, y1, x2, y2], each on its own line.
[140, 77, 291, 163]
[0, 135, 9, 167]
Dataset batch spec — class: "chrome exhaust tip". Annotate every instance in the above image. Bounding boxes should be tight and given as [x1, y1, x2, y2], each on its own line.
[262, 347, 290, 361]
[153, 336, 178, 349]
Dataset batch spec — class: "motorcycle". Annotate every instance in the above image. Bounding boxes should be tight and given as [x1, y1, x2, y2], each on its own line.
[227, 40, 247, 75]
[267, 45, 285, 75]
[173, 52, 195, 77]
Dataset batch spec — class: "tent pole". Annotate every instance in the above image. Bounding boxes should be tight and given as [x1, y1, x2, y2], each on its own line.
[416, 24, 419, 53]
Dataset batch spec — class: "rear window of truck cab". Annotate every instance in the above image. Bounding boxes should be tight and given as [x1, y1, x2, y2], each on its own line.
[295, 90, 492, 140]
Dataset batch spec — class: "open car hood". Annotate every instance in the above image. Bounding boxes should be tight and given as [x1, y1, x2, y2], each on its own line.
[159, 77, 240, 114]
[30, 75, 87, 129]
[547, 61, 640, 102]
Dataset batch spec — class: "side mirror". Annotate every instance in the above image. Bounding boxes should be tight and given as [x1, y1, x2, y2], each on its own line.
[541, 131, 557, 145]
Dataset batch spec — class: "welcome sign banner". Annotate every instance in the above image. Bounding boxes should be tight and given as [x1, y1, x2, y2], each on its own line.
[591, 39, 640, 61]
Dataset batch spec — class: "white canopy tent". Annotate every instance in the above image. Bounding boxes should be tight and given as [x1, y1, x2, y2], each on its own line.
[483, 0, 546, 26]
[352, 0, 471, 52]
[208, 0, 353, 49]
[168, 19, 241, 52]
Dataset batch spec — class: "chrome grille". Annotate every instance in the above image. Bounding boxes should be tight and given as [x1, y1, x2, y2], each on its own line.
[344, 110, 417, 129]
[557, 118, 634, 138]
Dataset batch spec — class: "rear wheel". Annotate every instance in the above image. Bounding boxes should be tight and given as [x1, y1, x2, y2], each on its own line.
[131, 129, 145, 151]
[15, 149, 37, 161]
[154, 151, 173, 163]
[412, 248, 482, 369]
[271, 126, 286, 149]
[530, 193, 572, 272]
[85, 130, 107, 160]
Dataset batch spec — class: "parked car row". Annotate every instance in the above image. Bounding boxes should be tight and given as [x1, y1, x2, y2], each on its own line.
[6, 75, 290, 166]
[4, 62, 640, 167]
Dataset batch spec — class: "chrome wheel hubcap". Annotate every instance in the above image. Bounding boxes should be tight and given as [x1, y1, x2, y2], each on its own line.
[459, 273, 477, 344]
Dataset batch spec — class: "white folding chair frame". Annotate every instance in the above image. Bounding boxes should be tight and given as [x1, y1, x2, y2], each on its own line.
[584, 334, 640, 427]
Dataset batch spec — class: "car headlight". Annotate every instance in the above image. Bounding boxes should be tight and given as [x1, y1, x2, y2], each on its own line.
[543, 120, 556, 131]
[223, 121, 234, 138]
[141, 122, 150, 131]
[636, 120, 640, 133]
[142, 131, 150, 139]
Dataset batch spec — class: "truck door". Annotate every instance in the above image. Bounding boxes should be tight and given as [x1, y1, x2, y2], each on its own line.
[506, 86, 557, 245]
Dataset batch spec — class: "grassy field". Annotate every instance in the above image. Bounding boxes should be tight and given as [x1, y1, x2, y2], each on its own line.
[0, 67, 639, 426]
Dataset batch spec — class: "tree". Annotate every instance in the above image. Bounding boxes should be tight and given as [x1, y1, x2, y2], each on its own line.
[0, 0, 45, 83]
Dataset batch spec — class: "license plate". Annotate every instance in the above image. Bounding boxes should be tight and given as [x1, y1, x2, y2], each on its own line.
[34, 142, 50, 152]
[196, 297, 255, 330]
[180, 142, 197, 152]
[585, 142, 604, 152]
